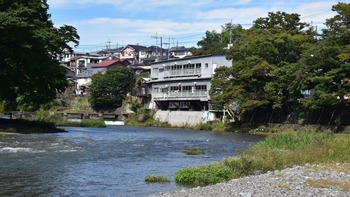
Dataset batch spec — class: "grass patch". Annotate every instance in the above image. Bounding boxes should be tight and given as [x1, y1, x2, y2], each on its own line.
[183, 147, 205, 155]
[0, 118, 65, 134]
[175, 127, 350, 186]
[308, 163, 350, 173]
[306, 178, 350, 190]
[26, 110, 106, 128]
[125, 112, 171, 128]
[194, 120, 228, 132]
[273, 182, 290, 189]
[144, 175, 170, 183]
[57, 119, 106, 128]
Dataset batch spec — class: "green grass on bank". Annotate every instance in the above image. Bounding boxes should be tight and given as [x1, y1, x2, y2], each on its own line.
[175, 128, 350, 186]
[144, 175, 170, 183]
[183, 147, 205, 155]
[125, 113, 171, 127]
[0, 118, 65, 134]
[28, 110, 106, 128]
[56, 119, 106, 128]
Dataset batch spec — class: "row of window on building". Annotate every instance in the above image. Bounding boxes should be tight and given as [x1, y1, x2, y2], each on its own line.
[154, 85, 207, 93]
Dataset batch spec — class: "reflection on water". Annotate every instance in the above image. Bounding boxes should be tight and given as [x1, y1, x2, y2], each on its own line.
[0, 126, 264, 197]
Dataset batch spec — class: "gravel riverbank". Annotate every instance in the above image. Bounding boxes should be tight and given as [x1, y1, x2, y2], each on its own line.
[151, 163, 350, 197]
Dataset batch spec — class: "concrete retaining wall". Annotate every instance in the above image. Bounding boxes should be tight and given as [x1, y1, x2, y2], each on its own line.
[153, 110, 216, 126]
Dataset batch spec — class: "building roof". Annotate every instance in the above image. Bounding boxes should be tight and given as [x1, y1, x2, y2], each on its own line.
[76, 68, 106, 78]
[96, 47, 123, 54]
[150, 54, 226, 65]
[145, 46, 167, 52]
[92, 59, 130, 68]
[122, 44, 148, 52]
[169, 46, 190, 52]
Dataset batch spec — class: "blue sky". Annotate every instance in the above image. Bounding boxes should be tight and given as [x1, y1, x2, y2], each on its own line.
[47, 0, 344, 52]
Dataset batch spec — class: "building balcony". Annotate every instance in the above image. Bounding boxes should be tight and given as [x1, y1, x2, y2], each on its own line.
[152, 69, 201, 80]
[152, 90, 209, 101]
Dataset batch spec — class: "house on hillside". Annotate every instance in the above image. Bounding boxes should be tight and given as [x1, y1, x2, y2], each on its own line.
[75, 68, 107, 95]
[169, 46, 192, 58]
[120, 44, 167, 65]
[92, 59, 131, 69]
[97, 47, 123, 58]
[148, 55, 233, 126]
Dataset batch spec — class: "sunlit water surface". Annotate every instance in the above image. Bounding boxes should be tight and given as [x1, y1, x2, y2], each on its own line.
[0, 126, 264, 197]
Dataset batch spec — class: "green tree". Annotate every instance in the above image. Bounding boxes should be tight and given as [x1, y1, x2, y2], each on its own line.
[89, 67, 135, 112]
[0, 0, 79, 110]
[253, 11, 308, 33]
[191, 23, 246, 56]
[212, 12, 314, 118]
[297, 3, 350, 111]
[322, 2, 350, 45]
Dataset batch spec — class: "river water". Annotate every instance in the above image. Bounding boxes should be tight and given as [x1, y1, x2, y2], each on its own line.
[0, 126, 264, 197]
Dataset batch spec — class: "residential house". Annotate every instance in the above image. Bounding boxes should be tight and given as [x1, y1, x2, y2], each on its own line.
[75, 68, 107, 95]
[92, 59, 131, 69]
[97, 47, 123, 58]
[120, 44, 167, 65]
[58, 51, 105, 73]
[169, 46, 192, 59]
[148, 55, 232, 126]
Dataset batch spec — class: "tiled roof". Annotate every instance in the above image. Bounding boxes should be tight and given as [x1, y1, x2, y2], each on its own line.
[169, 46, 190, 52]
[122, 44, 148, 52]
[92, 59, 127, 68]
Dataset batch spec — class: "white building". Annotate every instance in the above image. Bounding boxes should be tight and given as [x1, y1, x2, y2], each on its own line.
[149, 55, 233, 126]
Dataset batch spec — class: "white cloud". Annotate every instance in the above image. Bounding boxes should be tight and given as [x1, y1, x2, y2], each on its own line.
[196, 7, 267, 24]
[48, 0, 341, 51]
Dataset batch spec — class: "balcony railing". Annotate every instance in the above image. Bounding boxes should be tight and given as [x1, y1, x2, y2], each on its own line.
[163, 69, 201, 78]
[152, 90, 208, 100]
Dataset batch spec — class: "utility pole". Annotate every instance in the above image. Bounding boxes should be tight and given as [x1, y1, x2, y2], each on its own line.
[160, 36, 163, 60]
[151, 33, 159, 60]
[106, 39, 111, 50]
[168, 36, 170, 59]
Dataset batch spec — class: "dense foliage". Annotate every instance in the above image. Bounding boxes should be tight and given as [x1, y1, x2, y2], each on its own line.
[88, 67, 135, 112]
[209, 3, 350, 125]
[191, 23, 246, 56]
[0, 0, 79, 110]
[175, 127, 350, 186]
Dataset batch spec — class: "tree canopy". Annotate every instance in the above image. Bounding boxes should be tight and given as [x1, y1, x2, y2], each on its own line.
[88, 67, 135, 112]
[0, 0, 79, 110]
[210, 3, 350, 124]
[191, 23, 246, 56]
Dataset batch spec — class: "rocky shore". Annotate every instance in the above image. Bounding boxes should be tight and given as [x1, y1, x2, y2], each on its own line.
[151, 163, 350, 197]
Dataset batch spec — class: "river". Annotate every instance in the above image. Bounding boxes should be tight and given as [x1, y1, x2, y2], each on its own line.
[0, 126, 264, 197]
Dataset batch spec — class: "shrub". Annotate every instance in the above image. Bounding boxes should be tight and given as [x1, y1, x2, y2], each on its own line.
[175, 128, 350, 186]
[27, 110, 60, 124]
[183, 147, 205, 155]
[175, 162, 235, 186]
[144, 175, 170, 183]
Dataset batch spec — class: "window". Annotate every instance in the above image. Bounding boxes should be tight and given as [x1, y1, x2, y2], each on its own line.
[196, 85, 207, 91]
[180, 102, 190, 108]
[170, 86, 179, 91]
[153, 68, 159, 73]
[182, 86, 192, 91]
[153, 87, 160, 93]
[205, 63, 209, 68]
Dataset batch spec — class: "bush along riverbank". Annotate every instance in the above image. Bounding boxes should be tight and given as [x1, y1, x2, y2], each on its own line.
[0, 118, 65, 134]
[174, 127, 350, 186]
[0, 110, 106, 134]
[26, 110, 106, 128]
